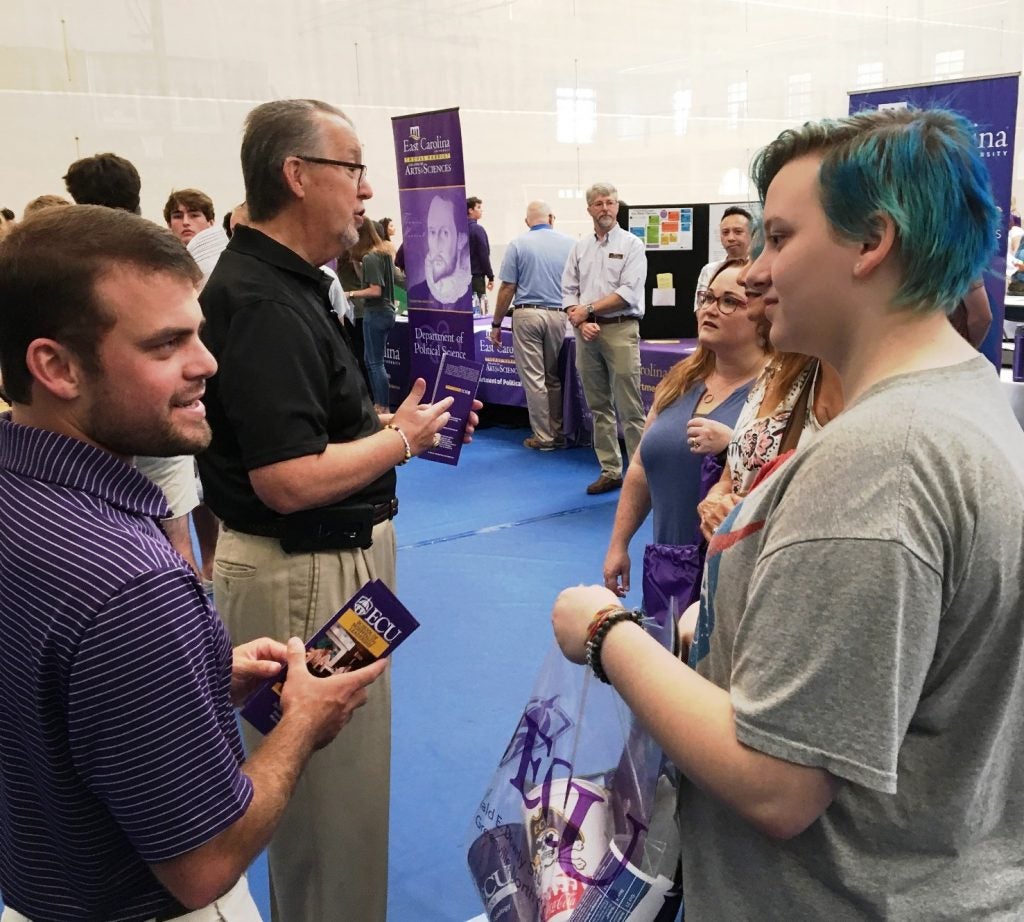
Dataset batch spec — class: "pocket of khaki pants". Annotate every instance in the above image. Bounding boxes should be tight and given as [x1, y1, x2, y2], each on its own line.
[214, 559, 259, 580]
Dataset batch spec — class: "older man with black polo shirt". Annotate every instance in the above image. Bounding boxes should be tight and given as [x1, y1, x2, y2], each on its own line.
[0, 206, 386, 922]
[199, 99, 463, 922]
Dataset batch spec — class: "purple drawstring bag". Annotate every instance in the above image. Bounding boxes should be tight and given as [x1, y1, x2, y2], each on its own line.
[641, 454, 724, 634]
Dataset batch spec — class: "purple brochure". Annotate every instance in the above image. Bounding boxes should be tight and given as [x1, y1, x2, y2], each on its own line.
[420, 350, 483, 466]
[241, 578, 419, 735]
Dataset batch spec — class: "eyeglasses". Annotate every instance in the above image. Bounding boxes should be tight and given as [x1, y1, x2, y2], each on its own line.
[293, 155, 368, 186]
[695, 288, 748, 314]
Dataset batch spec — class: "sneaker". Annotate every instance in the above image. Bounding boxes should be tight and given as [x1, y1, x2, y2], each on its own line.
[524, 436, 556, 451]
[586, 474, 623, 495]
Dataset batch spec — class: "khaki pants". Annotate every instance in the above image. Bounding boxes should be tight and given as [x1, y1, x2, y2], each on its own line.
[512, 307, 569, 444]
[1, 877, 261, 922]
[214, 521, 396, 922]
[574, 320, 646, 478]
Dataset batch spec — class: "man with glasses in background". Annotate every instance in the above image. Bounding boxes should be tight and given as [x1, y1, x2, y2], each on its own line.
[199, 99, 456, 922]
[563, 182, 648, 495]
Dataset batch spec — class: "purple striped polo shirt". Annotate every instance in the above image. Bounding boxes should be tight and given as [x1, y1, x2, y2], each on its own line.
[0, 415, 253, 922]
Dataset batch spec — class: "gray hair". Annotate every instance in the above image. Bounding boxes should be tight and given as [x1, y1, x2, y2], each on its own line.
[241, 99, 353, 222]
[585, 182, 618, 206]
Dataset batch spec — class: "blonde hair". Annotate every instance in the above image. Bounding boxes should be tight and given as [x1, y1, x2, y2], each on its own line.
[761, 352, 815, 411]
[23, 194, 71, 218]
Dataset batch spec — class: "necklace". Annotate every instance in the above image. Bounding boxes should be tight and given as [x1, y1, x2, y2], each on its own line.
[700, 361, 768, 407]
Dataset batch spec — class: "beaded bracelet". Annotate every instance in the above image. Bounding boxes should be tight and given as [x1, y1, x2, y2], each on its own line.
[585, 604, 624, 643]
[585, 607, 644, 684]
[385, 423, 411, 465]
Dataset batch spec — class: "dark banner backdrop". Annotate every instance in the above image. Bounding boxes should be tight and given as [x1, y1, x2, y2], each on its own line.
[849, 74, 1020, 367]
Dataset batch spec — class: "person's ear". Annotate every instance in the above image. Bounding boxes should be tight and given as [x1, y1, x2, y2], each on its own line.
[24, 339, 88, 401]
[281, 157, 308, 202]
[854, 212, 897, 278]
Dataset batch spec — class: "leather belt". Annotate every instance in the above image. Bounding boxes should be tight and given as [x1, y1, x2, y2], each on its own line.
[594, 315, 639, 325]
[227, 498, 398, 540]
[514, 304, 565, 311]
[373, 497, 400, 524]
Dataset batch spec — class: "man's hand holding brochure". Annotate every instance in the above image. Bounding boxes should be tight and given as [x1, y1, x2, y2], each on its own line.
[241, 579, 420, 736]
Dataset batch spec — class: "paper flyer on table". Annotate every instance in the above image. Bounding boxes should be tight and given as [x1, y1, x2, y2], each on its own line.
[241, 579, 419, 735]
[420, 350, 483, 466]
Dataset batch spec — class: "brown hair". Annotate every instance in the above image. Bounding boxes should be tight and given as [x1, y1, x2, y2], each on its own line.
[652, 258, 755, 414]
[0, 206, 201, 404]
[349, 218, 388, 262]
[760, 353, 814, 412]
[63, 152, 141, 212]
[163, 188, 215, 224]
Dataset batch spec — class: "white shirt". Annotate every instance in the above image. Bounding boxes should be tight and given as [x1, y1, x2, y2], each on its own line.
[320, 265, 354, 323]
[561, 224, 647, 318]
[186, 225, 229, 285]
[693, 259, 726, 311]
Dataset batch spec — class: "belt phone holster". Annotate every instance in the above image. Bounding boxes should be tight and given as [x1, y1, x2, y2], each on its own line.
[279, 504, 375, 553]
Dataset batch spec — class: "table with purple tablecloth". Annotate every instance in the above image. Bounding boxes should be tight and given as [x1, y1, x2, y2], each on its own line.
[383, 317, 696, 443]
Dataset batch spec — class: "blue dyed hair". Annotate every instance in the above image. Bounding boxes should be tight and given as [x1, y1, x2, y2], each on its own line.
[747, 217, 765, 262]
[751, 108, 998, 312]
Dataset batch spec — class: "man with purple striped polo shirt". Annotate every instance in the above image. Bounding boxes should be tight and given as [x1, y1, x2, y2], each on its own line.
[0, 206, 385, 922]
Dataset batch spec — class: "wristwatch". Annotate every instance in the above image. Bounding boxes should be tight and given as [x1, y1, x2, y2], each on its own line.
[491, 322, 501, 329]
[586, 304, 596, 322]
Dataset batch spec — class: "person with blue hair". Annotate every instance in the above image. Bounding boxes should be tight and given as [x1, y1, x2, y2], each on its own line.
[551, 107, 1024, 918]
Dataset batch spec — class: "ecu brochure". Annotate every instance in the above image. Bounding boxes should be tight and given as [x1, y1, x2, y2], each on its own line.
[242, 578, 419, 735]
[420, 350, 483, 466]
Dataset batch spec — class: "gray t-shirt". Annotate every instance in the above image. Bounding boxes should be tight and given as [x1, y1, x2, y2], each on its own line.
[681, 355, 1024, 920]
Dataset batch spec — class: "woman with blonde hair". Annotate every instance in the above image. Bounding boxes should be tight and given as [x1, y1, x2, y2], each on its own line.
[603, 258, 769, 597]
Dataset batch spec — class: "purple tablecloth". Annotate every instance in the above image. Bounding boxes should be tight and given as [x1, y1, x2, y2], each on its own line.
[383, 317, 696, 443]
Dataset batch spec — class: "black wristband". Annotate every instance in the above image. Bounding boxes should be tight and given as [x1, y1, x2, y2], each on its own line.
[491, 322, 501, 329]
[585, 608, 644, 683]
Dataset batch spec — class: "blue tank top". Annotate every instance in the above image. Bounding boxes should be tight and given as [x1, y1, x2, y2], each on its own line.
[640, 381, 752, 545]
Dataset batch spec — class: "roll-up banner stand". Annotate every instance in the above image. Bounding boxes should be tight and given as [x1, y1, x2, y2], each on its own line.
[392, 108, 475, 386]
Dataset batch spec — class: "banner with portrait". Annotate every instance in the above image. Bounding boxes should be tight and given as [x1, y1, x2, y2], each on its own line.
[392, 108, 475, 385]
[849, 73, 1020, 367]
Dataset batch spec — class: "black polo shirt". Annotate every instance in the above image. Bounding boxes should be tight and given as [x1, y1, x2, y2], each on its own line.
[198, 225, 395, 529]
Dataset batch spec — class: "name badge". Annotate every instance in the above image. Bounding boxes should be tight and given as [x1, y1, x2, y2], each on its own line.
[609, 253, 624, 260]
